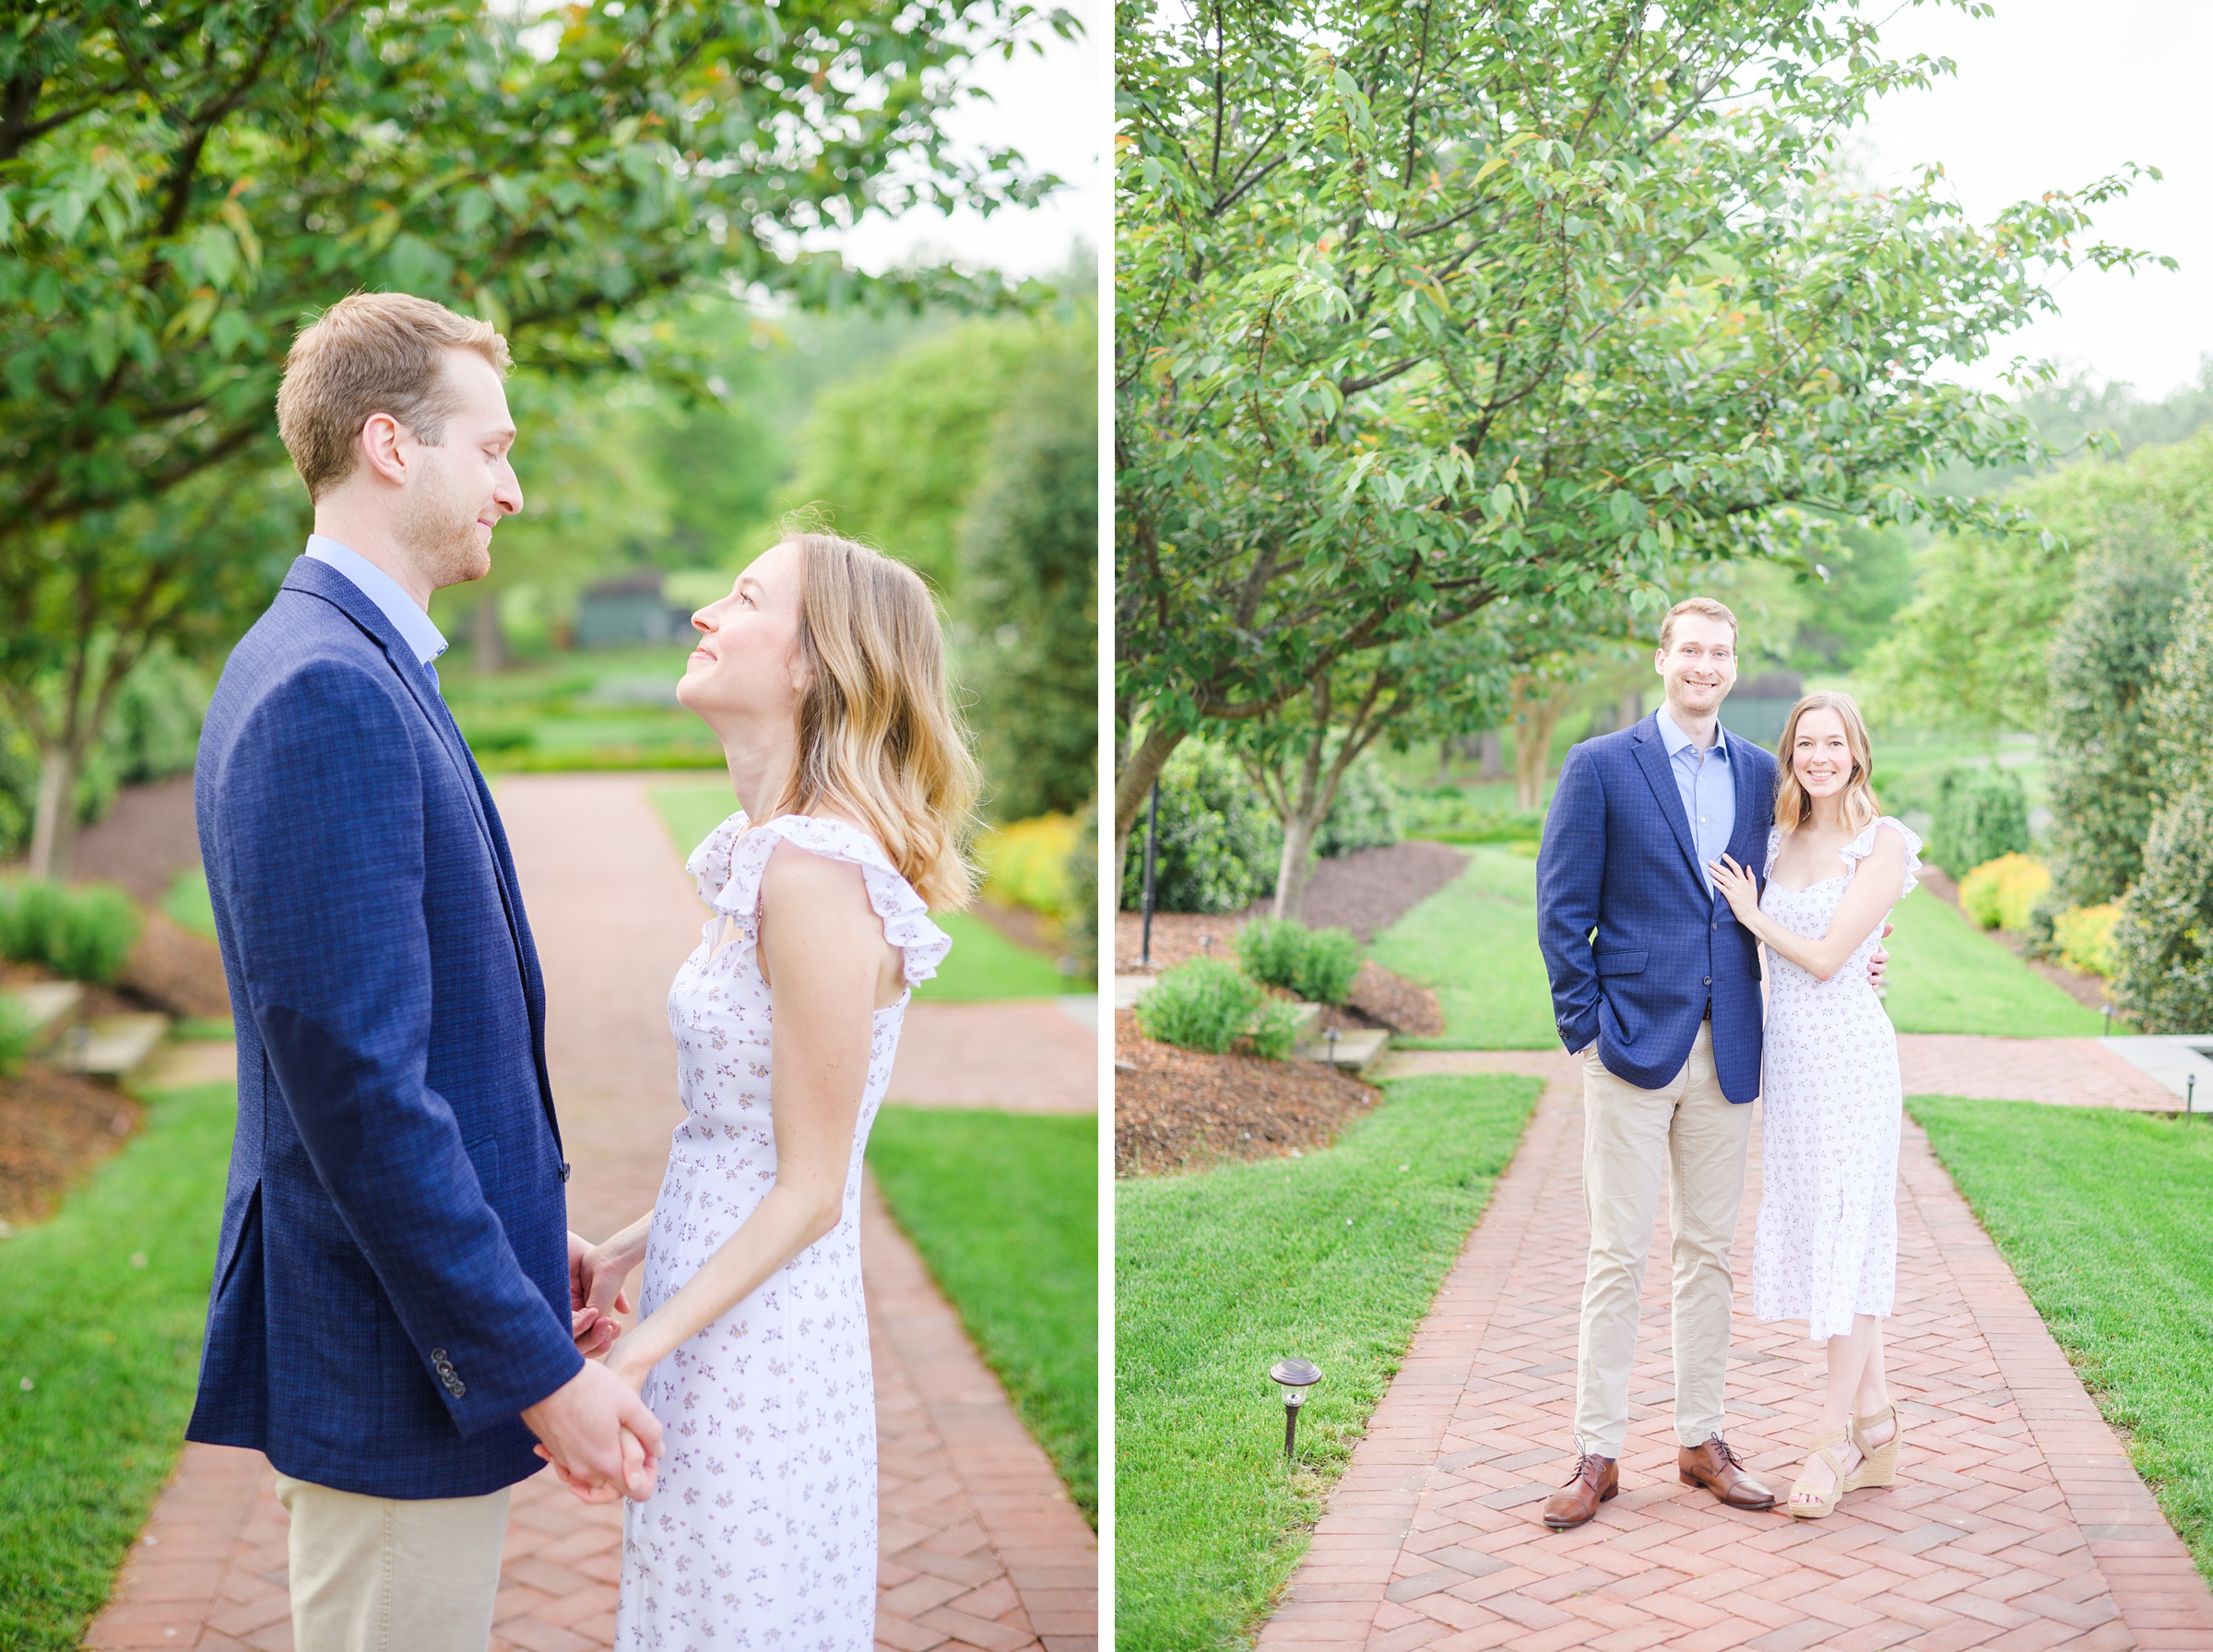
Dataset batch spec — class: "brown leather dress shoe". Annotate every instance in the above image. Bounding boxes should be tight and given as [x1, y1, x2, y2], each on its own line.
[1678, 1434, 1776, 1509]
[1540, 1452, 1618, 1528]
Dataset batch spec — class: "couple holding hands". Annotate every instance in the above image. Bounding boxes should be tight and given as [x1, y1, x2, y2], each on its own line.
[185, 292, 972, 1651]
[1535, 597, 1921, 1527]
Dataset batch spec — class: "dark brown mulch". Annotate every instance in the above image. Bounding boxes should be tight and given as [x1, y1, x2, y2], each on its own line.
[1114, 911, 1253, 974]
[1114, 1009, 1380, 1176]
[0, 1065, 141, 1228]
[1292, 840, 1471, 941]
[50, 774, 203, 904]
[1344, 960, 1444, 1036]
[119, 910, 232, 1020]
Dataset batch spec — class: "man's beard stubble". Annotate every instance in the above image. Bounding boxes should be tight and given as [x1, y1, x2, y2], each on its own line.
[392, 446, 492, 590]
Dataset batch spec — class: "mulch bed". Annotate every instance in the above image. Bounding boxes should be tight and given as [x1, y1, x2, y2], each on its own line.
[1343, 960, 1445, 1037]
[0, 1066, 141, 1230]
[118, 911, 232, 1020]
[53, 773, 203, 904]
[1114, 1009, 1380, 1177]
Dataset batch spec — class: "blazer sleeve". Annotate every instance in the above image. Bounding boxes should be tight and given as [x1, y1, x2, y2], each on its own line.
[1535, 740, 1605, 1053]
[218, 658, 583, 1433]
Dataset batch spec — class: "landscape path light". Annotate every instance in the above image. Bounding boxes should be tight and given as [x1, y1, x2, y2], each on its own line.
[1271, 1359, 1321, 1459]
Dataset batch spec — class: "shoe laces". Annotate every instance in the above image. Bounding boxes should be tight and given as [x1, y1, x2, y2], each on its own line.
[1709, 1436, 1743, 1470]
[1564, 1452, 1608, 1485]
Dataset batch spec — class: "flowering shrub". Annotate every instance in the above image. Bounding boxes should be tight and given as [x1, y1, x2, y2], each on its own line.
[2053, 904, 2121, 979]
[979, 813, 1080, 916]
[1958, 854, 2052, 932]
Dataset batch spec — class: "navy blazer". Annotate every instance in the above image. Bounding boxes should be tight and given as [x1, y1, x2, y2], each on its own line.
[1534, 713, 1776, 1104]
[186, 556, 584, 1498]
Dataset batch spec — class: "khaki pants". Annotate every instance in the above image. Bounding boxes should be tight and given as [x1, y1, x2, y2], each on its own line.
[1573, 1022, 1753, 1457]
[274, 1472, 510, 1652]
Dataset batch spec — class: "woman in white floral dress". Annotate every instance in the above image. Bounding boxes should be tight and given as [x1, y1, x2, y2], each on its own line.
[1708, 690, 1919, 1519]
[547, 531, 976, 1650]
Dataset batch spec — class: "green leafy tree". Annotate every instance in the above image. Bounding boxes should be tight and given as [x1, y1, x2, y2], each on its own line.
[1864, 427, 2213, 732]
[2043, 534, 2186, 906]
[958, 323, 1098, 822]
[2112, 558, 2213, 1031]
[0, 0, 1071, 873]
[1114, 0, 2161, 872]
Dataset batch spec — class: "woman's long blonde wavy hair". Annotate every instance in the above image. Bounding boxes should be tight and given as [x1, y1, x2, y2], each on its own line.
[762, 532, 977, 910]
[1773, 690, 1881, 834]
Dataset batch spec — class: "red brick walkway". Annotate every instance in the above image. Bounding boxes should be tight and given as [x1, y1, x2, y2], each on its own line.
[85, 773, 1095, 1651]
[1260, 1051, 2213, 1652]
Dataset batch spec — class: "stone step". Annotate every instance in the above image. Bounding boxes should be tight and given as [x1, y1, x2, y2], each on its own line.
[49, 1012, 172, 1081]
[1296, 1026, 1391, 1072]
[4, 981, 84, 1046]
[1114, 974, 1154, 1009]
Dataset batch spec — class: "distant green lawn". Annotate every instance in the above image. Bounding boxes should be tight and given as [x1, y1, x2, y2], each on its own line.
[161, 867, 218, 942]
[1373, 848, 1564, 1049]
[0, 1081, 231, 1651]
[868, 1107, 1097, 1521]
[646, 785, 1066, 1000]
[1381, 842, 2103, 1044]
[1911, 1097, 2213, 1582]
[1117, 1074, 1540, 1652]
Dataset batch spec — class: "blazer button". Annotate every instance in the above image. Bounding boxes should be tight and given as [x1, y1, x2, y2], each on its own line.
[1702, 975, 1712, 985]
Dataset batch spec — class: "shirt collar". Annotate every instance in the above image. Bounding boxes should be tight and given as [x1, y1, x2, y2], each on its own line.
[1656, 701, 1728, 762]
[302, 535, 449, 667]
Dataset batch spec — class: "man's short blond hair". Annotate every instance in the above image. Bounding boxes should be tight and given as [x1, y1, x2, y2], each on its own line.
[1658, 596, 1738, 652]
[276, 292, 512, 501]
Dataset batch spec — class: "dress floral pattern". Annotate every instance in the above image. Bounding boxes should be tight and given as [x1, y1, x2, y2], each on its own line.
[616, 810, 950, 1652]
[1752, 816, 1923, 1343]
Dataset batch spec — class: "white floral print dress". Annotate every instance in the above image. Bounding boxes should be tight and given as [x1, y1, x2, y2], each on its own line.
[616, 810, 950, 1652]
[1751, 816, 1922, 1343]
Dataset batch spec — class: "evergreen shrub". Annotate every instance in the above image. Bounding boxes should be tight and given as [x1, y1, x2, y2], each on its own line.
[1119, 741, 1281, 914]
[1312, 751, 1402, 856]
[1929, 768, 2030, 878]
[2113, 559, 2213, 1032]
[0, 994, 35, 1075]
[1235, 919, 1365, 1006]
[2043, 536, 2184, 904]
[1245, 997, 1306, 1060]
[1131, 959, 1264, 1055]
[0, 880, 141, 985]
[1958, 854, 2051, 932]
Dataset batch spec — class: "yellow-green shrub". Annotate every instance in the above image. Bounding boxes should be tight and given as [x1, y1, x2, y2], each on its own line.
[2053, 903, 2121, 978]
[978, 813, 1079, 916]
[1958, 853, 2052, 931]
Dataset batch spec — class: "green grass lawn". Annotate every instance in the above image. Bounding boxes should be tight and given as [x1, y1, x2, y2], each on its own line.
[867, 1107, 1097, 1522]
[1881, 888, 2105, 1036]
[1117, 1074, 1540, 1651]
[161, 866, 219, 942]
[0, 1081, 232, 1651]
[1910, 1097, 2213, 1582]
[1373, 848, 1566, 1049]
[646, 785, 1067, 1000]
[1379, 843, 2103, 1044]
[442, 643, 725, 771]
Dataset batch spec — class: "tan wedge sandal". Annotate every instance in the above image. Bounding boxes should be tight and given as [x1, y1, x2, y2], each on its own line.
[1849, 1404, 1902, 1490]
[1787, 1431, 1859, 1519]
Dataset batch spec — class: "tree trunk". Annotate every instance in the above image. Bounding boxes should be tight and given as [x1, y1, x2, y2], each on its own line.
[1478, 729, 1504, 781]
[27, 743, 80, 880]
[1509, 689, 1571, 811]
[1272, 808, 1321, 922]
[473, 593, 507, 673]
[1114, 723, 1185, 893]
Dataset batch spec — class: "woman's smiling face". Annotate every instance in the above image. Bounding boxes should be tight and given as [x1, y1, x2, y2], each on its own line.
[676, 539, 811, 727]
[1790, 704, 1853, 799]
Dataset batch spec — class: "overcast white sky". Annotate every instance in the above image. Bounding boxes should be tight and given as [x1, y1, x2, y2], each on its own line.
[829, 0, 1102, 281]
[1854, 0, 2213, 397]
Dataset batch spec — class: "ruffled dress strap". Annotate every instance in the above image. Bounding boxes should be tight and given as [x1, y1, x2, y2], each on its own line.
[683, 807, 751, 908]
[1763, 822, 1782, 879]
[1841, 815, 1923, 899]
[701, 811, 952, 987]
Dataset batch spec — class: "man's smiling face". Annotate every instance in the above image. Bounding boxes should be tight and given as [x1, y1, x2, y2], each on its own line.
[1655, 612, 1739, 718]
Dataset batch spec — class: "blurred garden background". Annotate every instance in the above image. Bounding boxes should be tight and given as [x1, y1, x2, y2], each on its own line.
[1112, 0, 2213, 1645]
[0, 0, 1099, 1646]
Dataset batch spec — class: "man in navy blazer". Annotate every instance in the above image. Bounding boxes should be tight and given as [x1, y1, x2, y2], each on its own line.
[1533, 596, 1782, 1528]
[189, 293, 661, 1649]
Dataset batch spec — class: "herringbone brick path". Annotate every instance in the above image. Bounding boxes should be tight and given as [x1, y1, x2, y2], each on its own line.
[1259, 1051, 2213, 1652]
[83, 773, 1095, 1651]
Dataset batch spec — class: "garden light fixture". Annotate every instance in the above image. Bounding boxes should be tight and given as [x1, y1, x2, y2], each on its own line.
[2189, 1073, 2196, 1116]
[1140, 781, 1161, 969]
[1271, 1359, 1321, 1459]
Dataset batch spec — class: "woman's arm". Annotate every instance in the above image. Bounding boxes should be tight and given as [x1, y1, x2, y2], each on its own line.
[1708, 827, 1908, 983]
[602, 843, 882, 1388]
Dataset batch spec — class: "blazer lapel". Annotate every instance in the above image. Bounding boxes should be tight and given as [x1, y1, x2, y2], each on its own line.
[1726, 739, 1768, 873]
[1630, 714, 1702, 880]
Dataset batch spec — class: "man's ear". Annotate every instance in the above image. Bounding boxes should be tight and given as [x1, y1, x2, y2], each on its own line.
[356, 412, 409, 488]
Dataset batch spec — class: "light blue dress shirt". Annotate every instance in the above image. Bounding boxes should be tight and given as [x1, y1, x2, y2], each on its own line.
[1655, 702, 1735, 873]
[303, 535, 449, 679]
